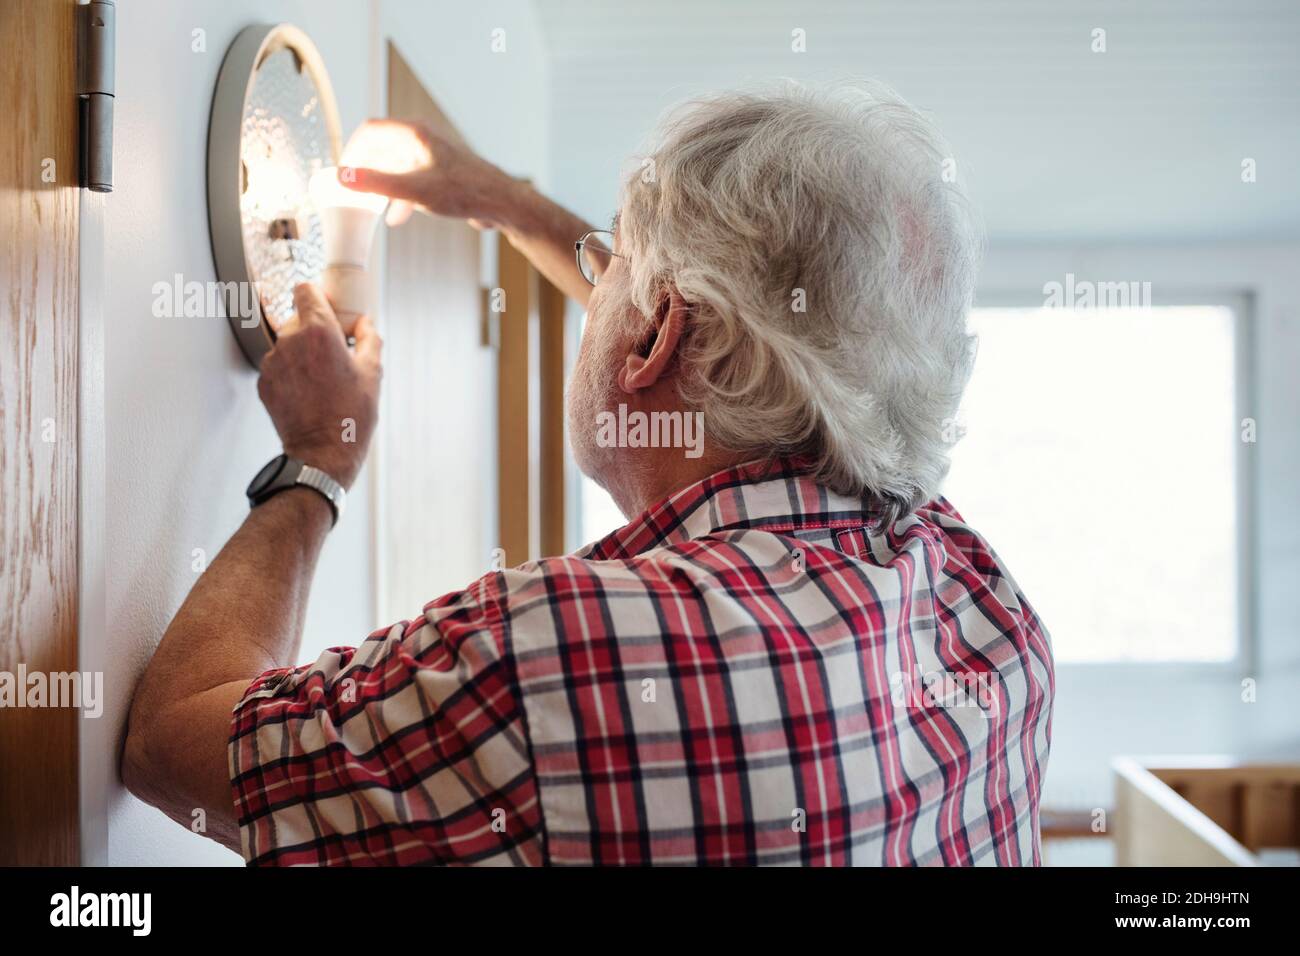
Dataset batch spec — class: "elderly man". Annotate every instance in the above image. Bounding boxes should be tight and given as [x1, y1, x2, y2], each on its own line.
[124, 82, 1053, 865]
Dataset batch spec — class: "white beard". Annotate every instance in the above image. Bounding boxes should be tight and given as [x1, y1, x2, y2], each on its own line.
[565, 302, 651, 515]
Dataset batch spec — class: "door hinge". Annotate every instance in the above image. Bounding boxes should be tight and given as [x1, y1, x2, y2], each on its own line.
[78, 0, 115, 193]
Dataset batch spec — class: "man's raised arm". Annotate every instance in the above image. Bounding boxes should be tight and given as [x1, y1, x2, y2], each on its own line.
[339, 119, 597, 307]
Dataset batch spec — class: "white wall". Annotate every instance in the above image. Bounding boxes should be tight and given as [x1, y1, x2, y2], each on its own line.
[537, 0, 1300, 243]
[98, 0, 374, 867]
[94, 0, 550, 865]
[376, 1, 552, 194]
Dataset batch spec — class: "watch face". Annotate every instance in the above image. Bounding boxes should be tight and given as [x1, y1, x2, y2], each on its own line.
[247, 454, 288, 497]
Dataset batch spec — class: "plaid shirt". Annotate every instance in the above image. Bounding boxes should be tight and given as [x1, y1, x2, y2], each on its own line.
[229, 458, 1053, 865]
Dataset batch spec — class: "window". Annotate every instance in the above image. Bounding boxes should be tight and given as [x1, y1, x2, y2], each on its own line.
[577, 302, 1248, 665]
[580, 473, 627, 547]
[944, 303, 1245, 664]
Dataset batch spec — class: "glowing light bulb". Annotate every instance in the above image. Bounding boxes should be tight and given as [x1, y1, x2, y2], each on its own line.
[308, 165, 388, 330]
[243, 153, 303, 221]
[340, 120, 433, 228]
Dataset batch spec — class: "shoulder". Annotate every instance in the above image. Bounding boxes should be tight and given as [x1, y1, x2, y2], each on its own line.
[916, 494, 967, 525]
[418, 553, 670, 648]
[913, 495, 994, 567]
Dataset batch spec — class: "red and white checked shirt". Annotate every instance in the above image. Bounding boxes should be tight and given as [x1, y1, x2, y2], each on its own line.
[229, 458, 1053, 865]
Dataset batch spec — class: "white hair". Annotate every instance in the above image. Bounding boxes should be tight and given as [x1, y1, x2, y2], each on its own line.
[618, 80, 982, 524]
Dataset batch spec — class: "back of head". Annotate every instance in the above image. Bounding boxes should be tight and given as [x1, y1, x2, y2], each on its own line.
[619, 80, 983, 524]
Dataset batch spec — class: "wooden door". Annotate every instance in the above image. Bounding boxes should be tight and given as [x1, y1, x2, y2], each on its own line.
[0, 0, 82, 865]
[378, 43, 494, 621]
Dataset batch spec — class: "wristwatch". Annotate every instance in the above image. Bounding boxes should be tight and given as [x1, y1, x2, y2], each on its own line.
[246, 454, 346, 527]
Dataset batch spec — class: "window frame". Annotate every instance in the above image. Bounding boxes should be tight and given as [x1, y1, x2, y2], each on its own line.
[968, 287, 1257, 678]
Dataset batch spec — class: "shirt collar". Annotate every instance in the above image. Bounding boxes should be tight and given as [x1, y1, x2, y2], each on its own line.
[576, 457, 880, 561]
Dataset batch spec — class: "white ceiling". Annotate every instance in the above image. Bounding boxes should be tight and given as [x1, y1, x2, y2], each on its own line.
[537, 0, 1300, 242]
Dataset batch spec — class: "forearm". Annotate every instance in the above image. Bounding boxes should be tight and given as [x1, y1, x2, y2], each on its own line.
[496, 178, 596, 307]
[123, 488, 332, 850]
[129, 488, 331, 724]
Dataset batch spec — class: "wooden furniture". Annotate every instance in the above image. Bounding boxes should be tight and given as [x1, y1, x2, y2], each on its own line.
[1113, 757, 1300, 866]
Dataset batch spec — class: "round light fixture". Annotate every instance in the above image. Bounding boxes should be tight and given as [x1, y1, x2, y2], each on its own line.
[207, 24, 343, 367]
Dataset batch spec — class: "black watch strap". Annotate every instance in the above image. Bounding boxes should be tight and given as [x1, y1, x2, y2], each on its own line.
[246, 454, 346, 527]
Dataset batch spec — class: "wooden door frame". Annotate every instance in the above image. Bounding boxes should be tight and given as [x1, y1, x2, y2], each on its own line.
[496, 234, 569, 564]
[537, 279, 567, 557]
[496, 234, 534, 566]
[0, 0, 83, 865]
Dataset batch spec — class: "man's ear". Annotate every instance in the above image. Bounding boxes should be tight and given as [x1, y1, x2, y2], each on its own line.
[619, 288, 688, 394]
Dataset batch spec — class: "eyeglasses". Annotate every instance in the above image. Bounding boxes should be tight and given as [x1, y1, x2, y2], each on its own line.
[575, 230, 627, 286]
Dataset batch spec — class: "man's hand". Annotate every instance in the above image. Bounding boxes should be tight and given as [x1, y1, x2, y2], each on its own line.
[257, 283, 382, 490]
[340, 119, 521, 230]
[340, 118, 598, 306]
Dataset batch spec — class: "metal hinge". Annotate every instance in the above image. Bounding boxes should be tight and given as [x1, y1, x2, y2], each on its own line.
[78, 0, 115, 193]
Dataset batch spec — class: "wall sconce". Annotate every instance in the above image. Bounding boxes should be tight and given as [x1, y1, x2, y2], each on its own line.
[207, 24, 344, 367]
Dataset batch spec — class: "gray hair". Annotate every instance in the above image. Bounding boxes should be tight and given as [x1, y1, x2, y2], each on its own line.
[618, 80, 982, 524]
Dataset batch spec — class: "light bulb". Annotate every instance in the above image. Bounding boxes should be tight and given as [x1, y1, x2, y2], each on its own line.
[243, 153, 303, 221]
[308, 165, 388, 330]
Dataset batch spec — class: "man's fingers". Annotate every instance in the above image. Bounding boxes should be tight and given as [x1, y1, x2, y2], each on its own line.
[292, 283, 339, 328]
[352, 314, 383, 369]
[290, 283, 347, 346]
[341, 166, 422, 203]
[292, 282, 327, 319]
[275, 313, 300, 338]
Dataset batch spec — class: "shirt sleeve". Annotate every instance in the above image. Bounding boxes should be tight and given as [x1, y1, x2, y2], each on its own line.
[227, 576, 544, 866]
